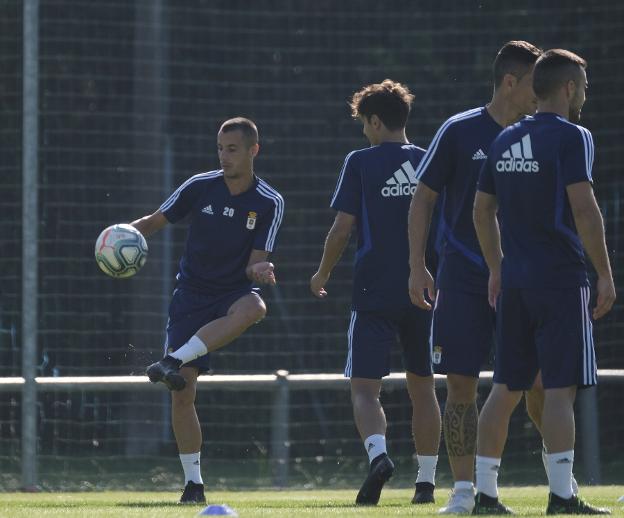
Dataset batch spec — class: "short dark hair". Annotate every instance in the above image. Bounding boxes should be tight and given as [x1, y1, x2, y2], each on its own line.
[219, 117, 258, 147]
[493, 40, 542, 88]
[350, 79, 414, 131]
[533, 49, 587, 100]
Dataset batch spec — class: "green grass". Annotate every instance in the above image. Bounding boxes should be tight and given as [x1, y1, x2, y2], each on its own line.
[0, 486, 622, 517]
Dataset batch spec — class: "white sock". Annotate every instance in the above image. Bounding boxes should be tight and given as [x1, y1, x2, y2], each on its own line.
[170, 335, 208, 364]
[415, 455, 438, 485]
[544, 443, 578, 495]
[547, 450, 574, 499]
[364, 434, 386, 463]
[475, 455, 500, 498]
[454, 480, 474, 492]
[179, 452, 203, 484]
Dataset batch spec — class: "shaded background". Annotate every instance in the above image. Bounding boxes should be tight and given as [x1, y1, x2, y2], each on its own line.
[0, 0, 622, 490]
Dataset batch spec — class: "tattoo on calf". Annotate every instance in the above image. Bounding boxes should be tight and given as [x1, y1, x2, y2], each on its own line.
[443, 401, 478, 457]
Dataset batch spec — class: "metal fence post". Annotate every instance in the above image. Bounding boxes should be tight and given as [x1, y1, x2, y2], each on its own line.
[21, 0, 40, 491]
[578, 386, 601, 484]
[271, 370, 290, 488]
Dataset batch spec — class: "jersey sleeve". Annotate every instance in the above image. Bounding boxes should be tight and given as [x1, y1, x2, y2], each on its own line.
[253, 191, 285, 252]
[330, 151, 361, 216]
[159, 173, 208, 223]
[477, 155, 496, 194]
[560, 126, 594, 185]
[414, 119, 457, 192]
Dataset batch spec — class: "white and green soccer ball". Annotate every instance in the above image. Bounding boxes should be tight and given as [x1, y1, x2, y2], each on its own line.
[94, 223, 148, 278]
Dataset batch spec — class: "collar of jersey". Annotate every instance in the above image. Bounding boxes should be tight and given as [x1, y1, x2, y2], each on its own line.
[220, 172, 259, 197]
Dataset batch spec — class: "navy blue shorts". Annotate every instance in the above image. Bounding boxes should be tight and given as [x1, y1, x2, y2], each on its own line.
[494, 286, 597, 391]
[430, 289, 495, 377]
[344, 306, 433, 379]
[164, 287, 258, 374]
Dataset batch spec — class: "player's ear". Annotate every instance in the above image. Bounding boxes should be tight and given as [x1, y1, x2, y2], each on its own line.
[370, 114, 382, 130]
[565, 79, 576, 102]
[250, 143, 259, 158]
[503, 73, 517, 91]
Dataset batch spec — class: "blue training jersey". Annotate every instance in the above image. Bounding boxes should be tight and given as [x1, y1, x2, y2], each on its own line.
[159, 171, 284, 294]
[478, 112, 592, 289]
[331, 141, 429, 311]
[416, 107, 503, 295]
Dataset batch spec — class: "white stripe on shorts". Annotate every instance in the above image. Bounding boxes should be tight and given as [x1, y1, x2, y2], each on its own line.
[163, 317, 171, 356]
[428, 290, 439, 357]
[580, 286, 597, 385]
[344, 311, 357, 378]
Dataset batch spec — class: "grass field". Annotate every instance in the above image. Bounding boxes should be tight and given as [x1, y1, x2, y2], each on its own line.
[1, 486, 623, 517]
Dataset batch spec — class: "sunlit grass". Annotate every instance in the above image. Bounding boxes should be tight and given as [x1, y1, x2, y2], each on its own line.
[1, 486, 622, 517]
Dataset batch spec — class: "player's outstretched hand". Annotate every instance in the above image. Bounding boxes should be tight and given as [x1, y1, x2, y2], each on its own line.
[488, 269, 501, 309]
[409, 265, 435, 310]
[593, 275, 616, 319]
[249, 261, 276, 285]
[310, 271, 329, 298]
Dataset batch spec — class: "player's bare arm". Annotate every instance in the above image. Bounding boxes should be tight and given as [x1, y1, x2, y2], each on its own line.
[246, 249, 276, 286]
[408, 183, 438, 309]
[310, 211, 355, 298]
[567, 181, 616, 319]
[473, 191, 503, 308]
[131, 210, 169, 237]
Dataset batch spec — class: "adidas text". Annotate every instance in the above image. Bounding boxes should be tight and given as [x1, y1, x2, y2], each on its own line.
[496, 158, 539, 173]
[382, 184, 417, 197]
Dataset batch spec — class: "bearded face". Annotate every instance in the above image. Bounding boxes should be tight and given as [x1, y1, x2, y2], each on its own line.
[569, 69, 587, 124]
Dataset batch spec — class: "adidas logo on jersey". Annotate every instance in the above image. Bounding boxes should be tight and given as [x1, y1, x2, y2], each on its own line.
[496, 134, 540, 173]
[381, 161, 418, 197]
[201, 205, 214, 215]
[472, 149, 487, 160]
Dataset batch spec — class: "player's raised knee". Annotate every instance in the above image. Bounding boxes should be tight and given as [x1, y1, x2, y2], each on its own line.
[243, 295, 267, 323]
[251, 298, 267, 322]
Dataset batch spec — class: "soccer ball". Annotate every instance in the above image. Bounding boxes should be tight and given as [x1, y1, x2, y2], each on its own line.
[94, 223, 148, 278]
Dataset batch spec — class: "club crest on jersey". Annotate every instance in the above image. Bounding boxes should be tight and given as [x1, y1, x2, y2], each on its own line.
[432, 346, 443, 364]
[246, 211, 257, 230]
